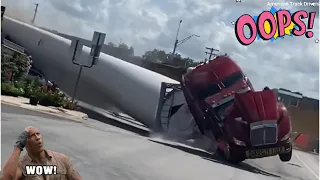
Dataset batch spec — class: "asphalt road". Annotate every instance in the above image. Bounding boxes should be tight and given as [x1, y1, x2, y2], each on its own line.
[1, 104, 318, 180]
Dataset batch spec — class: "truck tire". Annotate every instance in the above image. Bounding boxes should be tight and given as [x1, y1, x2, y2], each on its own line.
[223, 143, 245, 164]
[279, 149, 292, 162]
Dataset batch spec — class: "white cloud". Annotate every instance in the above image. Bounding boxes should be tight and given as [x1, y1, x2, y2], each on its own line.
[2, 0, 319, 98]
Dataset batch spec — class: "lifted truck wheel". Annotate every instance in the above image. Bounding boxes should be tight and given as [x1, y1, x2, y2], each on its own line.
[223, 143, 245, 164]
[279, 149, 292, 162]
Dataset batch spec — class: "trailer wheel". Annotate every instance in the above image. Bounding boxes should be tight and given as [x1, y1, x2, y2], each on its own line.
[279, 149, 292, 162]
[223, 143, 245, 164]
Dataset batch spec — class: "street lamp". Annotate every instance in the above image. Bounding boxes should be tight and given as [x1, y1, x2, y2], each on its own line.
[176, 34, 200, 48]
[172, 20, 200, 56]
[172, 34, 200, 56]
[172, 20, 182, 56]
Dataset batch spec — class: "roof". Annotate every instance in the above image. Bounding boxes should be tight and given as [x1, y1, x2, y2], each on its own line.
[273, 88, 319, 111]
[298, 96, 319, 111]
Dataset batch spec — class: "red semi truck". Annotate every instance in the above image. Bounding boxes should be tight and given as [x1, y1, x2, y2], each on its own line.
[156, 56, 292, 164]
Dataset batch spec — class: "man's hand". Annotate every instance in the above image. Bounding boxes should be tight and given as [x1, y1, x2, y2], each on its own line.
[14, 127, 31, 151]
[1, 127, 32, 180]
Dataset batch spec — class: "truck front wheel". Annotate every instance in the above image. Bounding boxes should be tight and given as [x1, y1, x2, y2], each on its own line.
[279, 149, 292, 162]
[223, 143, 245, 164]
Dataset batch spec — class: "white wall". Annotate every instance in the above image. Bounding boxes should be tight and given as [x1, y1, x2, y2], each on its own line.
[2, 17, 179, 130]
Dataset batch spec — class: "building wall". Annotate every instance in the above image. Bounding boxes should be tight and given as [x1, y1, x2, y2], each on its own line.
[274, 89, 319, 138]
[287, 106, 319, 137]
[140, 61, 186, 81]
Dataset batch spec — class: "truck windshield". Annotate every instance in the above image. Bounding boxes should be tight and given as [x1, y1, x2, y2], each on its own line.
[222, 72, 244, 88]
[197, 72, 244, 100]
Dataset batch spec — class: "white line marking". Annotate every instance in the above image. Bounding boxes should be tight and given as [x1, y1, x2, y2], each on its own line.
[295, 153, 319, 179]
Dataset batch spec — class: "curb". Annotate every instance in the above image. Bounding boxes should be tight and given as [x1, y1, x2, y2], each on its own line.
[1, 100, 88, 123]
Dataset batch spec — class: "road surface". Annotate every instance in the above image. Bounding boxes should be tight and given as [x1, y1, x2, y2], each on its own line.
[1, 104, 318, 180]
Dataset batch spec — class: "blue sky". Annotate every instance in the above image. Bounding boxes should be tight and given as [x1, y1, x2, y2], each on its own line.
[2, 0, 319, 98]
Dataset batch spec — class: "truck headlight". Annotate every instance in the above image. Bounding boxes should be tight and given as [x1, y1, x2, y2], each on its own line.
[233, 137, 246, 146]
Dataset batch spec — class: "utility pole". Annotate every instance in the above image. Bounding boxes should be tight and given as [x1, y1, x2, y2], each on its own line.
[1, 6, 5, 21]
[171, 20, 200, 68]
[172, 20, 182, 56]
[31, 3, 39, 25]
[205, 47, 219, 61]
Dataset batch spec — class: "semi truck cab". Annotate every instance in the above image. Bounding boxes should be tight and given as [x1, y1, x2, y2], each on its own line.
[156, 56, 292, 164]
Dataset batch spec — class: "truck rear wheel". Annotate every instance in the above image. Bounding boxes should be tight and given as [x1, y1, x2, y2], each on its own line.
[279, 149, 292, 162]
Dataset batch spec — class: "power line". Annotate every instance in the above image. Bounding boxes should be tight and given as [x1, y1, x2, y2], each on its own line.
[31, 3, 39, 25]
[205, 47, 219, 61]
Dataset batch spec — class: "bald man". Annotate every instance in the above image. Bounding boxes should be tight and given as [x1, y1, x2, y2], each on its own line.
[1, 126, 82, 180]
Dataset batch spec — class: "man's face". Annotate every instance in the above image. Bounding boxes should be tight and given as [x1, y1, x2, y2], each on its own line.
[26, 127, 44, 153]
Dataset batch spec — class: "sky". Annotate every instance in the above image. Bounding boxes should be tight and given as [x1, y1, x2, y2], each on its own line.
[2, 0, 319, 98]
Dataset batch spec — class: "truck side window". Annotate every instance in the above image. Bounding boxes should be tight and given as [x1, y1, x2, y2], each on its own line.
[198, 84, 220, 99]
[222, 72, 244, 88]
[289, 98, 299, 107]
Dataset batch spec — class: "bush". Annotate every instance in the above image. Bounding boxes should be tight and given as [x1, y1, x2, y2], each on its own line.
[62, 98, 78, 110]
[1, 82, 24, 97]
[37, 90, 65, 107]
[1, 46, 76, 110]
[1, 47, 31, 81]
[1, 78, 66, 108]
[19, 77, 42, 98]
[2, 79, 78, 110]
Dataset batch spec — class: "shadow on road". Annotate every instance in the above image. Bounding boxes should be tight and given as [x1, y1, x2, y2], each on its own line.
[78, 105, 281, 178]
[148, 139, 281, 178]
[78, 106, 150, 137]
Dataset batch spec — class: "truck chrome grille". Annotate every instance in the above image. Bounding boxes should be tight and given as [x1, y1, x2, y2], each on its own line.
[250, 121, 277, 146]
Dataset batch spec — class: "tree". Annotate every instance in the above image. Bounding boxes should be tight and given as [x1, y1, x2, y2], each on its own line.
[103, 42, 135, 60]
[142, 49, 168, 63]
[118, 43, 128, 50]
[1, 46, 31, 81]
[103, 41, 201, 68]
[129, 47, 134, 57]
[141, 48, 202, 68]
[107, 42, 115, 47]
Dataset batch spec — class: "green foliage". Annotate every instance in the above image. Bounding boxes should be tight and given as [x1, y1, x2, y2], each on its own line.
[1, 43, 77, 110]
[37, 90, 66, 107]
[62, 98, 78, 110]
[11, 53, 31, 78]
[1, 77, 74, 108]
[1, 45, 31, 81]
[1, 82, 24, 97]
[103, 42, 135, 60]
[102, 41, 201, 68]
[141, 49, 202, 68]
